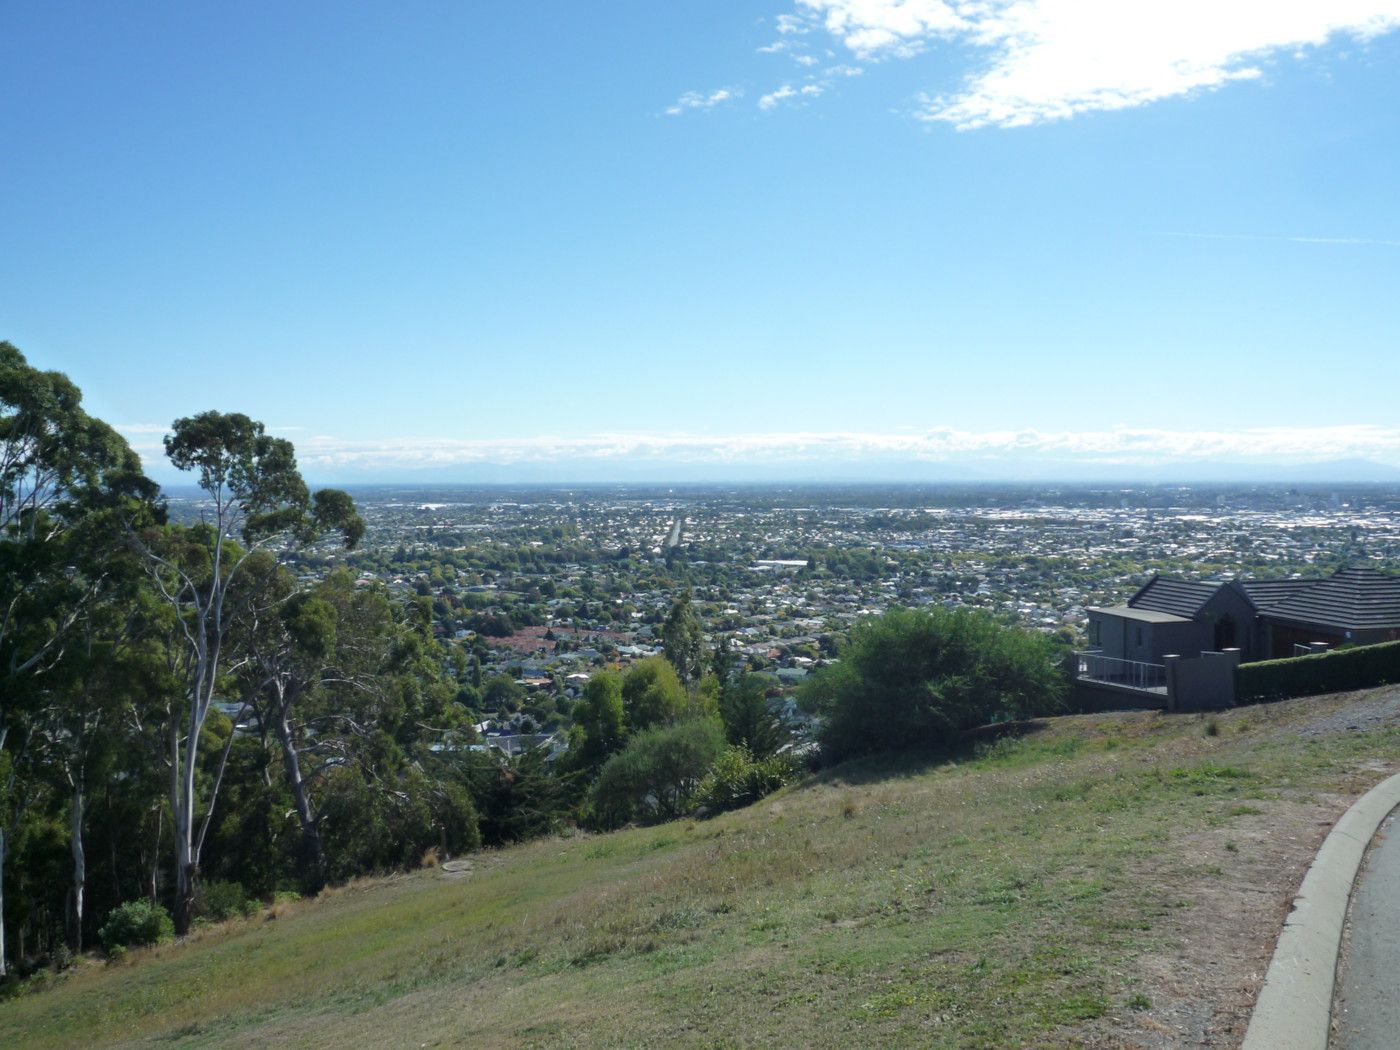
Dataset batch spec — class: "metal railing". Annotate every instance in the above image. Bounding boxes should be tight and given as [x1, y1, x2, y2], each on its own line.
[1074, 650, 1167, 692]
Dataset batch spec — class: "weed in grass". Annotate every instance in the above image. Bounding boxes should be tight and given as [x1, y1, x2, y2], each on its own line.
[1127, 992, 1152, 1010]
[1204, 718, 1220, 737]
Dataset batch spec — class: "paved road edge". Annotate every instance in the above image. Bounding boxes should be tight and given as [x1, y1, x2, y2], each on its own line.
[1242, 772, 1400, 1050]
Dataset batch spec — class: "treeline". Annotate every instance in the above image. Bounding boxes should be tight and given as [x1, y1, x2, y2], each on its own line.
[0, 345, 801, 981]
[0, 344, 499, 977]
[1, 342, 1070, 984]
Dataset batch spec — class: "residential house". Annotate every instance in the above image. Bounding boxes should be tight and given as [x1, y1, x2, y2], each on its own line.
[1087, 565, 1400, 666]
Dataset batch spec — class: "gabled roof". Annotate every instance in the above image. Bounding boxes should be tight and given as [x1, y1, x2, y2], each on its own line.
[1128, 575, 1221, 618]
[1261, 566, 1400, 632]
[1088, 605, 1192, 625]
[1235, 578, 1315, 611]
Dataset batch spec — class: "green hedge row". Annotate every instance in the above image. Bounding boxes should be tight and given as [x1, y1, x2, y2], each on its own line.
[1236, 640, 1400, 703]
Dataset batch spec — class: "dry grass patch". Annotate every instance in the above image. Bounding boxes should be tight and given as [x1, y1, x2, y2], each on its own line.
[5, 686, 1400, 1049]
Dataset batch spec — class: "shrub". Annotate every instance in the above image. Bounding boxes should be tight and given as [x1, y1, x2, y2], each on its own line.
[587, 717, 725, 829]
[98, 900, 174, 955]
[1236, 640, 1400, 703]
[195, 879, 256, 923]
[800, 607, 1067, 762]
[697, 745, 797, 814]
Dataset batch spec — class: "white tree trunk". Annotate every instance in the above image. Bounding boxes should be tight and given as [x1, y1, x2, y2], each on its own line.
[68, 784, 85, 952]
[275, 710, 324, 888]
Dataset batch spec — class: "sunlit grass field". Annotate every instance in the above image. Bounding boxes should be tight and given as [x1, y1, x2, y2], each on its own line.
[5, 689, 1397, 1048]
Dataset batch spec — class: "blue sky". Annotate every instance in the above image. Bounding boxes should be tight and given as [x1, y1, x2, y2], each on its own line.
[3, 1, 1400, 482]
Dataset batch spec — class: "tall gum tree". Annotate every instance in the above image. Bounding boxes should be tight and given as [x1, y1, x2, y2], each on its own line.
[133, 411, 363, 933]
[0, 341, 157, 976]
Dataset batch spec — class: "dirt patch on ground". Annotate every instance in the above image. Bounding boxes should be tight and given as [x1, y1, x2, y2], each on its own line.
[1298, 688, 1400, 738]
[1079, 687, 1400, 1049]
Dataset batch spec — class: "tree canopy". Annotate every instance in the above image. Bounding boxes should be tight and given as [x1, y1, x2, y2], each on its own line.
[800, 607, 1065, 762]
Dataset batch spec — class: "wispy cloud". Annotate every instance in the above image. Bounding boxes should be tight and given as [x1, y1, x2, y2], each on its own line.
[665, 87, 740, 116]
[759, 82, 824, 110]
[758, 0, 1400, 127]
[274, 425, 1400, 472]
[759, 84, 799, 110]
[1166, 232, 1400, 248]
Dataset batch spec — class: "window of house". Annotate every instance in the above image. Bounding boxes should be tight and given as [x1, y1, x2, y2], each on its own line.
[1136, 626, 1143, 646]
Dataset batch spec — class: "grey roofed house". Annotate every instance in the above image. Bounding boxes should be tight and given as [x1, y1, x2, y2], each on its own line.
[1086, 565, 1400, 666]
[1250, 566, 1400, 655]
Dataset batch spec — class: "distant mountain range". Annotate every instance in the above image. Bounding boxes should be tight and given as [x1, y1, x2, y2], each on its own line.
[149, 456, 1400, 489]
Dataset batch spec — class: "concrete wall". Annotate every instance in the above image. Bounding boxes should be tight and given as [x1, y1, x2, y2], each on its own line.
[1069, 680, 1167, 713]
[1166, 649, 1241, 711]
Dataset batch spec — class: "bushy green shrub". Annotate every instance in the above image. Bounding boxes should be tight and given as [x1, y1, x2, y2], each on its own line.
[195, 879, 257, 923]
[697, 745, 797, 814]
[800, 607, 1066, 761]
[98, 900, 174, 955]
[586, 717, 725, 829]
[1237, 640, 1400, 703]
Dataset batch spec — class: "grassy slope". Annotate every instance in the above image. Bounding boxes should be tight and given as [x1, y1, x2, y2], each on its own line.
[6, 688, 1400, 1049]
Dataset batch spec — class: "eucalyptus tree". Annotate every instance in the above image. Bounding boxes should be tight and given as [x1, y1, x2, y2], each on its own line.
[232, 562, 392, 891]
[133, 411, 363, 932]
[0, 342, 157, 976]
[34, 589, 167, 952]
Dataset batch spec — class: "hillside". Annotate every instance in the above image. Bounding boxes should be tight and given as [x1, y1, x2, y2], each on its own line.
[6, 687, 1400, 1049]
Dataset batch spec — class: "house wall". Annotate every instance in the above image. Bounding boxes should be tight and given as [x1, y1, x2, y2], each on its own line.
[1151, 620, 1212, 663]
[1264, 621, 1347, 659]
[1263, 621, 1400, 658]
[1087, 613, 1211, 664]
[1199, 585, 1265, 661]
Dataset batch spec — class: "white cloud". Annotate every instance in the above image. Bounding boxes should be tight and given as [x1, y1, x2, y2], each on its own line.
[759, 84, 799, 109]
[785, 0, 1400, 127]
[665, 87, 739, 116]
[280, 425, 1400, 471]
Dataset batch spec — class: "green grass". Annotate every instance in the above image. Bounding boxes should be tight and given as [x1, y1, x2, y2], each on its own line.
[4, 690, 1399, 1048]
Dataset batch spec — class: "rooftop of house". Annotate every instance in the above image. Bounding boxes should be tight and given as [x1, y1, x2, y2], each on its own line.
[1088, 605, 1193, 625]
[1259, 566, 1400, 631]
[1127, 577, 1220, 618]
[1124, 566, 1400, 632]
[1235, 578, 1316, 608]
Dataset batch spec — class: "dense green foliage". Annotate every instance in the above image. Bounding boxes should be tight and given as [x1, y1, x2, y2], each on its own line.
[801, 607, 1066, 761]
[696, 745, 797, 814]
[620, 657, 689, 731]
[586, 718, 726, 829]
[1236, 640, 1400, 703]
[720, 674, 785, 758]
[195, 881, 257, 924]
[97, 901, 173, 956]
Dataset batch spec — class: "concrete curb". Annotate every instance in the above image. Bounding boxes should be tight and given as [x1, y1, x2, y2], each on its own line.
[1242, 772, 1400, 1050]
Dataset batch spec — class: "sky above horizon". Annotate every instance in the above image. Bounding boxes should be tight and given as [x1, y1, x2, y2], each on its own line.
[3, 2, 1400, 483]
